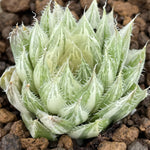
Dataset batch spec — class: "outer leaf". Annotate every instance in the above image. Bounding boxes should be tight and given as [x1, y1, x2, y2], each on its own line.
[123, 47, 146, 93]
[90, 85, 138, 122]
[37, 111, 74, 135]
[114, 84, 147, 122]
[0, 66, 15, 91]
[21, 111, 57, 141]
[98, 73, 123, 109]
[0, 68, 27, 113]
[69, 119, 109, 139]
[1, 67, 56, 141]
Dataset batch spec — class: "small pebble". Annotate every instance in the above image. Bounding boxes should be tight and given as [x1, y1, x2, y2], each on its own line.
[112, 124, 139, 144]
[145, 127, 150, 139]
[111, 1, 139, 17]
[58, 135, 73, 150]
[10, 120, 30, 138]
[0, 108, 16, 123]
[1, 134, 21, 150]
[139, 118, 150, 131]
[0, 12, 19, 31]
[0, 128, 7, 140]
[128, 141, 148, 150]
[98, 141, 126, 150]
[21, 137, 49, 150]
[146, 44, 150, 61]
[138, 32, 149, 46]
[0, 41, 6, 53]
[35, 0, 50, 14]
[1, 0, 30, 13]
[0, 61, 6, 76]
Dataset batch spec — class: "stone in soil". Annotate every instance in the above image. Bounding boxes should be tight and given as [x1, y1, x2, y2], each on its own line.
[147, 106, 150, 119]
[30, 0, 36, 12]
[68, 1, 82, 17]
[128, 140, 148, 150]
[58, 135, 73, 150]
[0, 41, 6, 53]
[21, 137, 49, 150]
[0, 128, 7, 140]
[55, 0, 65, 7]
[0, 96, 10, 108]
[2, 26, 12, 39]
[128, 0, 146, 6]
[71, 11, 79, 20]
[132, 25, 140, 41]
[3, 122, 13, 133]
[148, 26, 150, 37]
[135, 17, 146, 32]
[139, 118, 150, 131]
[112, 124, 139, 144]
[139, 74, 145, 84]
[0, 12, 19, 31]
[130, 40, 139, 49]
[146, 44, 150, 61]
[21, 14, 32, 25]
[35, 0, 50, 13]
[145, 60, 150, 73]
[80, 0, 93, 9]
[123, 16, 131, 26]
[140, 83, 145, 90]
[143, 139, 150, 149]
[142, 95, 150, 107]
[111, 1, 139, 17]
[1, 134, 21, 150]
[146, 73, 150, 86]
[0, 122, 13, 140]
[1, 0, 30, 13]
[97, 141, 126, 150]
[145, 61, 150, 73]
[0, 61, 6, 76]
[145, 127, 150, 139]
[6, 47, 15, 63]
[138, 32, 149, 46]
[0, 108, 16, 123]
[50, 148, 66, 150]
[10, 120, 30, 138]
[0, 97, 4, 108]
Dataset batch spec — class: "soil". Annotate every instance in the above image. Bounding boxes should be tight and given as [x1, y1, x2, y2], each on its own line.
[0, 0, 150, 149]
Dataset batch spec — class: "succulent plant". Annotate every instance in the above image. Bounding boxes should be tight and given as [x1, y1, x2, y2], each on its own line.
[0, 0, 148, 140]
